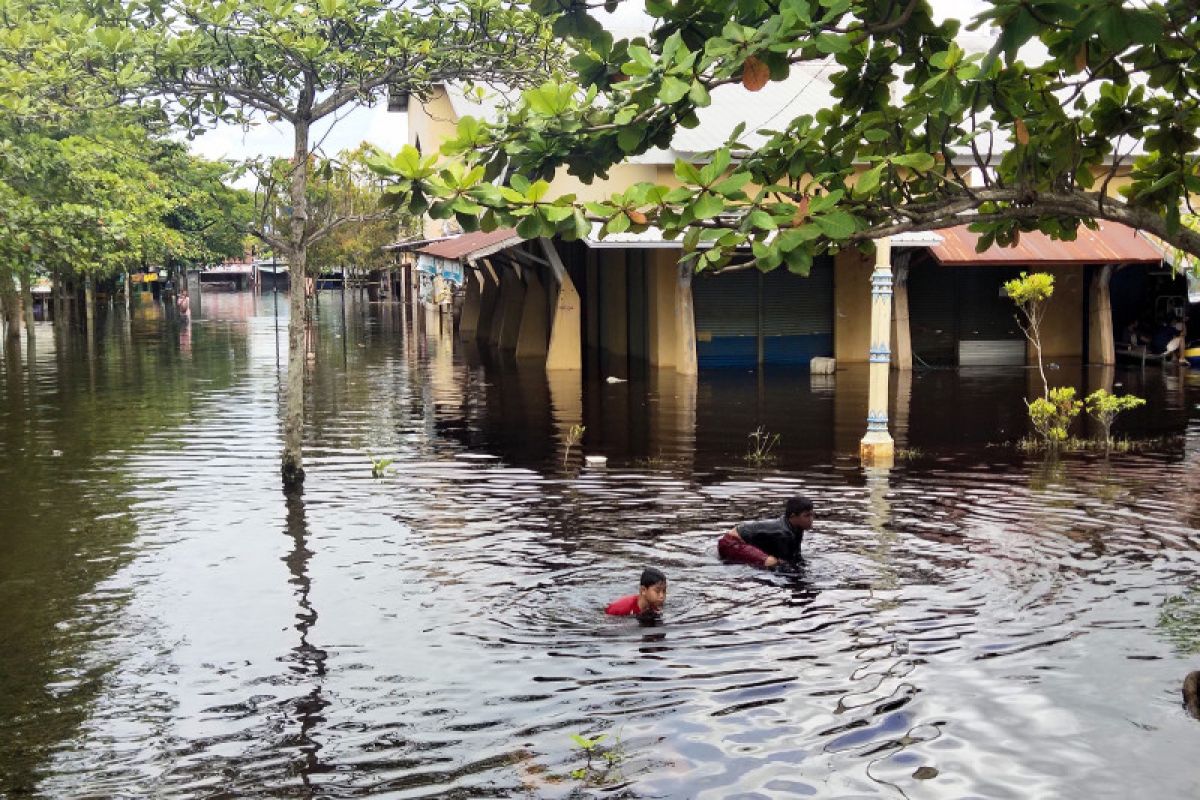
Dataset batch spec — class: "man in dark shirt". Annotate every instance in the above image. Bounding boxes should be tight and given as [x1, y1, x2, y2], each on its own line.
[718, 496, 814, 568]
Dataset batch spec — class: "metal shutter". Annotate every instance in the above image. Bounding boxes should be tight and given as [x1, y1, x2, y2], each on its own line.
[693, 269, 758, 367]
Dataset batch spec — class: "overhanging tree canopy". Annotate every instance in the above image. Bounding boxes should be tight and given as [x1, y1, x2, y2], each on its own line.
[372, 0, 1200, 275]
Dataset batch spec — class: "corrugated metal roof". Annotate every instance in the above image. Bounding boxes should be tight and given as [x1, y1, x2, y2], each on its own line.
[415, 228, 522, 260]
[586, 223, 681, 248]
[929, 222, 1164, 265]
[672, 64, 839, 153]
[383, 236, 450, 252]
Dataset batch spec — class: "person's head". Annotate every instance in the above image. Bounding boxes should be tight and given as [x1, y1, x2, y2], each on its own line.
[638, 567, 667, 611]
[785, 495, 815, 530]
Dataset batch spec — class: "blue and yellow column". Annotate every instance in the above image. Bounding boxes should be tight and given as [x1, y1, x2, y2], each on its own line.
[860, 238, 894, 467]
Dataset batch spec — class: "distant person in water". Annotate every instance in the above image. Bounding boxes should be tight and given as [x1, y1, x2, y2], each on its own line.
[718, 496, 814, 569]
[605, 567, 667, 617]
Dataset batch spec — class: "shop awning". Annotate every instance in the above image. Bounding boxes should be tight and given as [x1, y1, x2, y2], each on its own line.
[415, 228, 522, 262]
[929, 221, 1164, 266]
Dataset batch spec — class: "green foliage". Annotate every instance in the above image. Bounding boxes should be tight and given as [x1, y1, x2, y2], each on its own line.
[1085, 389, 1147, 449]
[566, 730, 625, 787]
[1027, 387, 1082, 446]
[1003, 272, 1055, 307]
[369, 455, 394, 478]
[745, 426, 780, 465]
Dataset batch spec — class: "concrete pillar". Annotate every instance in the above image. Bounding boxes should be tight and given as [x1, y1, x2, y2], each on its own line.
[540, 238, 583, 372]
[1038, 265, 1084, 360]
[860, 238, 894, 467]
[497, 266, 526, 350]
[891, 259, 913, 371]
[1089, 264, 1115, 365]
[476, 261, 501, 344]
[516, 269, 550, 359]
[647, 252, 678, 368]
[675, 261, 698, 376]
[459, 270, 482, 338]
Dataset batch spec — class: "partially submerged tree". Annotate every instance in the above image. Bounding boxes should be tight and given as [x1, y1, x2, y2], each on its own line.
[374, 0, 1200, 275]
[125, 0, 560, 489]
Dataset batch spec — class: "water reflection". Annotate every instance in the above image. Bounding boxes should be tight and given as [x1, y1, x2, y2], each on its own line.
[1, 291, 1199, 799]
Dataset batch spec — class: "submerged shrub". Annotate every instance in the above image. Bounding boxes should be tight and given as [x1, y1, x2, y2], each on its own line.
[1026, 386, 1082, 446]
[1085, 389, 1146, 449]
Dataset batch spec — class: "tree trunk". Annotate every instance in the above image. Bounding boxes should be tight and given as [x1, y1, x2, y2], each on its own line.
[281, 117, 312, 491]
[19, 272, 35, 342]
[85, 275, 96, 344]
[1, 269, 21, 347]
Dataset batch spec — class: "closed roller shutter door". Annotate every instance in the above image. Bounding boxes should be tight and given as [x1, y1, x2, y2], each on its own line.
[693, 269, 758, 367]
[959, 266, 1024, 341]
[909, 262, 958, 365]
[761, 259, 833, 365]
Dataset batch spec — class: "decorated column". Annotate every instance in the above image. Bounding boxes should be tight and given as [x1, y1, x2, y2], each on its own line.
[860, 237, 894, 467]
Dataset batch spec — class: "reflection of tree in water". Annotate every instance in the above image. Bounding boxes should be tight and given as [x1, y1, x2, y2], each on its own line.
[0, 316, 251, 796]
[283, 490, 329, 789]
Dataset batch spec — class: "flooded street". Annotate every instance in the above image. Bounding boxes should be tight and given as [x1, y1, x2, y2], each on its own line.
[2, 292, 1200, 799]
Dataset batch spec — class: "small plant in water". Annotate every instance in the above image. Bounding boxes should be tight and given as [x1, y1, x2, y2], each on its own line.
[563, 424, 585, 465]
[1026, 386, 1082, 447]
[369, 454, 394, 478]
[1085, 389, 1147, 451]
[567, 731, 625, 786]
[745, 426, 780, 464]
[1158, 589, 1200, 655]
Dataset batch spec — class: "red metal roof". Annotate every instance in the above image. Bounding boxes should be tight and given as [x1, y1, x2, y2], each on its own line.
[928, 221, 1164, 266]
[416, 228, 521, 260]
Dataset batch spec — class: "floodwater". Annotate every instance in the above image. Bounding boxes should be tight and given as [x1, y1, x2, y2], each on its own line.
[2, 291, 1199, 799]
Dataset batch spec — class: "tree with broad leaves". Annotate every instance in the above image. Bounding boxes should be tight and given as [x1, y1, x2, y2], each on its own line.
[117, 0, 561, 490]
[371, 0, 1200, 280]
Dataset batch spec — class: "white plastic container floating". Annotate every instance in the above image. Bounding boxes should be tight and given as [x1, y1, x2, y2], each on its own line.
[584, 454, 608, 467]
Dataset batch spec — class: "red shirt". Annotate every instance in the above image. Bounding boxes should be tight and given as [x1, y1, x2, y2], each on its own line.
[605, 595, 643, 616]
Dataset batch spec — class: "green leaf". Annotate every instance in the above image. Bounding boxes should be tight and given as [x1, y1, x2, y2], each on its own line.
[509, 174, 531, 194]
[606, 212, 631, 234]
[713, 172, 751, 197]
[617, 127, 643, 153]
[659, 76, 690, 104]
[674, 160, 703, 185]
[526, 179, 551, 202]
[855, 164, 884, 196]
[689, 81, 711, 106]
[814, 211, 856, 240]
[891, 152, 936, 171]
[808, 189, 844, 214]
[691, 191, 725, 220]
[746, 209, 777, 231]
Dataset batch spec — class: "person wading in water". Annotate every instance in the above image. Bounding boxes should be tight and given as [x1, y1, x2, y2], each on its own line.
[717, 496, 814, 569]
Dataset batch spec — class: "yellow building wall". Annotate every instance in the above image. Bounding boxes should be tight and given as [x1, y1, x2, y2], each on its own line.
[834, 249, 874, 364]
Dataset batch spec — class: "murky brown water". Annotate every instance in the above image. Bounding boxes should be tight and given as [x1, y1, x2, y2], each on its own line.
[2, 292, 1200, 799]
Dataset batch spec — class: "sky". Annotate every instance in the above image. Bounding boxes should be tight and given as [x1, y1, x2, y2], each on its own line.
[186, 0, 995, 169]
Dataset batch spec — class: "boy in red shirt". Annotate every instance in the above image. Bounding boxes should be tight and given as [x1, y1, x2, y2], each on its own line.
[605, 567, 668, 617]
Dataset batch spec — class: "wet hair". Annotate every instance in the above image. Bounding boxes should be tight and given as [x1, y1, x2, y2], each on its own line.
[640, 567, 667, 588]
[785, 496, 814, 517]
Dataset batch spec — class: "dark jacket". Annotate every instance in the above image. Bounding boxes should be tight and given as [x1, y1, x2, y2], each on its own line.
[736, 514, 804, 563]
